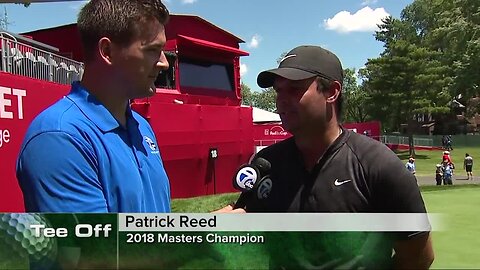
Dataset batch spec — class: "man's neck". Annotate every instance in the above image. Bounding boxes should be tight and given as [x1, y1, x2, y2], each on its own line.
[294, 123, 342, 171]
[81, 69, 129, 127]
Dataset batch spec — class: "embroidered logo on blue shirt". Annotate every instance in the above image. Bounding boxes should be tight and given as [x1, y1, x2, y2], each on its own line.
[144, 136, 159, 154]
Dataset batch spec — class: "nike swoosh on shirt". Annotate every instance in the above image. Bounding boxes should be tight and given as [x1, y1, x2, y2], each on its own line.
[334, 179, 352, 186]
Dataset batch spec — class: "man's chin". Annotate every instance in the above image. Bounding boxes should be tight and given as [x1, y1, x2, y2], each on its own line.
[131, 87, 156, 99]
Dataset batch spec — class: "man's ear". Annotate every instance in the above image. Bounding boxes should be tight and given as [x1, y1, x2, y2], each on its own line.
[98, 37, 113, 65]
[325, 81, 342, 104]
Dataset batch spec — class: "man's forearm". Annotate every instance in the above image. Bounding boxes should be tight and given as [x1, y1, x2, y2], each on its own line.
[392, 254, 434, 269]
[393, 233, 434, 269]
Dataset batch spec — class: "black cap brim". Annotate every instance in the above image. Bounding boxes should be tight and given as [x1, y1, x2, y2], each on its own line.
[257, 67, 317, 88]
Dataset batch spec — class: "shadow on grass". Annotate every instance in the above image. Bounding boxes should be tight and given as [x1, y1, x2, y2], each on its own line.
[394, 150, 431, 160]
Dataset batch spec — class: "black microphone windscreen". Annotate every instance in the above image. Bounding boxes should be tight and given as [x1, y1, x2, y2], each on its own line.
[251, 157, 271, 176]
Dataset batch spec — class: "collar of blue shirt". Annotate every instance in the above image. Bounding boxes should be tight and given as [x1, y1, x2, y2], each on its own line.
[67, 82, 135, 133]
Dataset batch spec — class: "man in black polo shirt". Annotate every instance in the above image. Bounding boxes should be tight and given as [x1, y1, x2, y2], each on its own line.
[235, 45, 434, 269]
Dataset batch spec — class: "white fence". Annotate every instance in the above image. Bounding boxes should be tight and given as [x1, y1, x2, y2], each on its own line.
[379, 135, 433, 147]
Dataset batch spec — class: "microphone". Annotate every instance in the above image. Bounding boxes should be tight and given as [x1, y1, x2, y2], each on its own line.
[233, 157, 273, 209]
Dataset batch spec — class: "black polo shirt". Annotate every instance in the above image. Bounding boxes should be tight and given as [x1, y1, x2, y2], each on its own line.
[240, 127, 428, 269]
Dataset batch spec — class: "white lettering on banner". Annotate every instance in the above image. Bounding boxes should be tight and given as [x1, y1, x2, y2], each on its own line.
[119, 213, 444, 232]
[0, 129, 10, 148]
[12, 88, 26, 119]
[0, 86, 26, 120]
[31, 224, 112, 238]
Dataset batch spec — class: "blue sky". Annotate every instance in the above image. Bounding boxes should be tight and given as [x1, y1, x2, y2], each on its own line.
[1, 0, 413, 90]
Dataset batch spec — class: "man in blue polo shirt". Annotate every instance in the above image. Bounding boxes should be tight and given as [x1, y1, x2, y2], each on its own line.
[16, 0, 171, 213]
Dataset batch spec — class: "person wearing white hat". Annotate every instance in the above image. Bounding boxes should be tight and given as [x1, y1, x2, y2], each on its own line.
[406, 157, 416, 175]
[435, 164, 443, 185]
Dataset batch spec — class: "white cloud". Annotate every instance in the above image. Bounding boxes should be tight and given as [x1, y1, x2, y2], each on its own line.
[323, 7, 390, 33]
[247, 34, 262, 49]
[181, 0, 197, 4]
[361, 0, 378, 6]
[240, 64, 248, 76]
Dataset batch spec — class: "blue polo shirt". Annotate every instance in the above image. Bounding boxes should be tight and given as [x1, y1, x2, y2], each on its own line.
[16, 82, 171, 213]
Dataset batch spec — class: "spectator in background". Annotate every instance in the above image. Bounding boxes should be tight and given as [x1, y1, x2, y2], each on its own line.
[435, 164, 443, 185]
[441, 135, 448, 150]
[406, 157, 416, 175]
[442, 159, 453, 185]
[445, 135, 453, 151]
[464, 153, 474, 181]
[442, 151, 452, 164]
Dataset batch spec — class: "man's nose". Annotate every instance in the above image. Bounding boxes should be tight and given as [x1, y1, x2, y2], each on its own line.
[156, 51, 169, 70]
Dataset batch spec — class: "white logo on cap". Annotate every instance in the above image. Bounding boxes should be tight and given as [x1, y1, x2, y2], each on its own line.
[279, 54, 296, 64]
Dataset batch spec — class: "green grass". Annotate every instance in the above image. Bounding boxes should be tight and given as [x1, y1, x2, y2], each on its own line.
[422, 185, 480, 269]
[395, 146, 480, 176]
[171, 192, 240, 213]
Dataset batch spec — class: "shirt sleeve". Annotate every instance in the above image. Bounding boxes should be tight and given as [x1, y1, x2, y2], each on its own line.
[365, 145, 425, 213]
[16, 131, 108, 212]
[369, 148, 428, 239]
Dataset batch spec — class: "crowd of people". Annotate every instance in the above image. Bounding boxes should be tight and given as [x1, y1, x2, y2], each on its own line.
[436, 151, 475, 185]
[402, 124, 478, 186]
[435, 151, 455, 185]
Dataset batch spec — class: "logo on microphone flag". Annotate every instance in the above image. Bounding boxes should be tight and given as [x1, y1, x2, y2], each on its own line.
[256, 177, 272, 199]
[235, 167, 258, 190]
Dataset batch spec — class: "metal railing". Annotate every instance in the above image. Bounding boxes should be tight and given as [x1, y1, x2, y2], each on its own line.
[1, 31, 84, 85]
[380, 135, 433, 147]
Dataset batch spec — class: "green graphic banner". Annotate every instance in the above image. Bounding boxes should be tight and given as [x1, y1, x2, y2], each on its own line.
[1, 213, 427, 269]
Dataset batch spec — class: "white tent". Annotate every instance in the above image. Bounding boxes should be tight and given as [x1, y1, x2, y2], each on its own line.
[250, 106, 281, 123]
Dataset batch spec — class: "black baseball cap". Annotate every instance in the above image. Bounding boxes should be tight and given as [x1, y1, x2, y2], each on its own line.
[257, 45, 344, 88]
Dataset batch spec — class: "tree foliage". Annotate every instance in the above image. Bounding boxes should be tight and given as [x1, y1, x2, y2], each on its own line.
[342, 68, 369, 123]
[241, 82, 276, 112]
[361, 0, 480, 135]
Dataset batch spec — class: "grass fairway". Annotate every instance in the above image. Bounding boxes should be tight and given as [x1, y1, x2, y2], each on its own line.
[172, 192, 240, 213]
[421, 185, 480, 269]
[395, 146, 480, 176]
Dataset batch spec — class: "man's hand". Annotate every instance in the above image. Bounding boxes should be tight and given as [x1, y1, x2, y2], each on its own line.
[211, 204, 246, 213]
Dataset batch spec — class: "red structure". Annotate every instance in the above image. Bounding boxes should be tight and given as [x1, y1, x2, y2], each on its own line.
[0, 13, 387, 212]
[0, 15, 252, 211]
[343, 121, 381, 140]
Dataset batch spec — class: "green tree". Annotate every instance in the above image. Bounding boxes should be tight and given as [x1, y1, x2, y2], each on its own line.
[253, 88, 277, 112]
[241, 82, 254, 106]
[342, 68, 370, 123]
[241, 82, 277, 112]
[362, 9, 453, 156]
